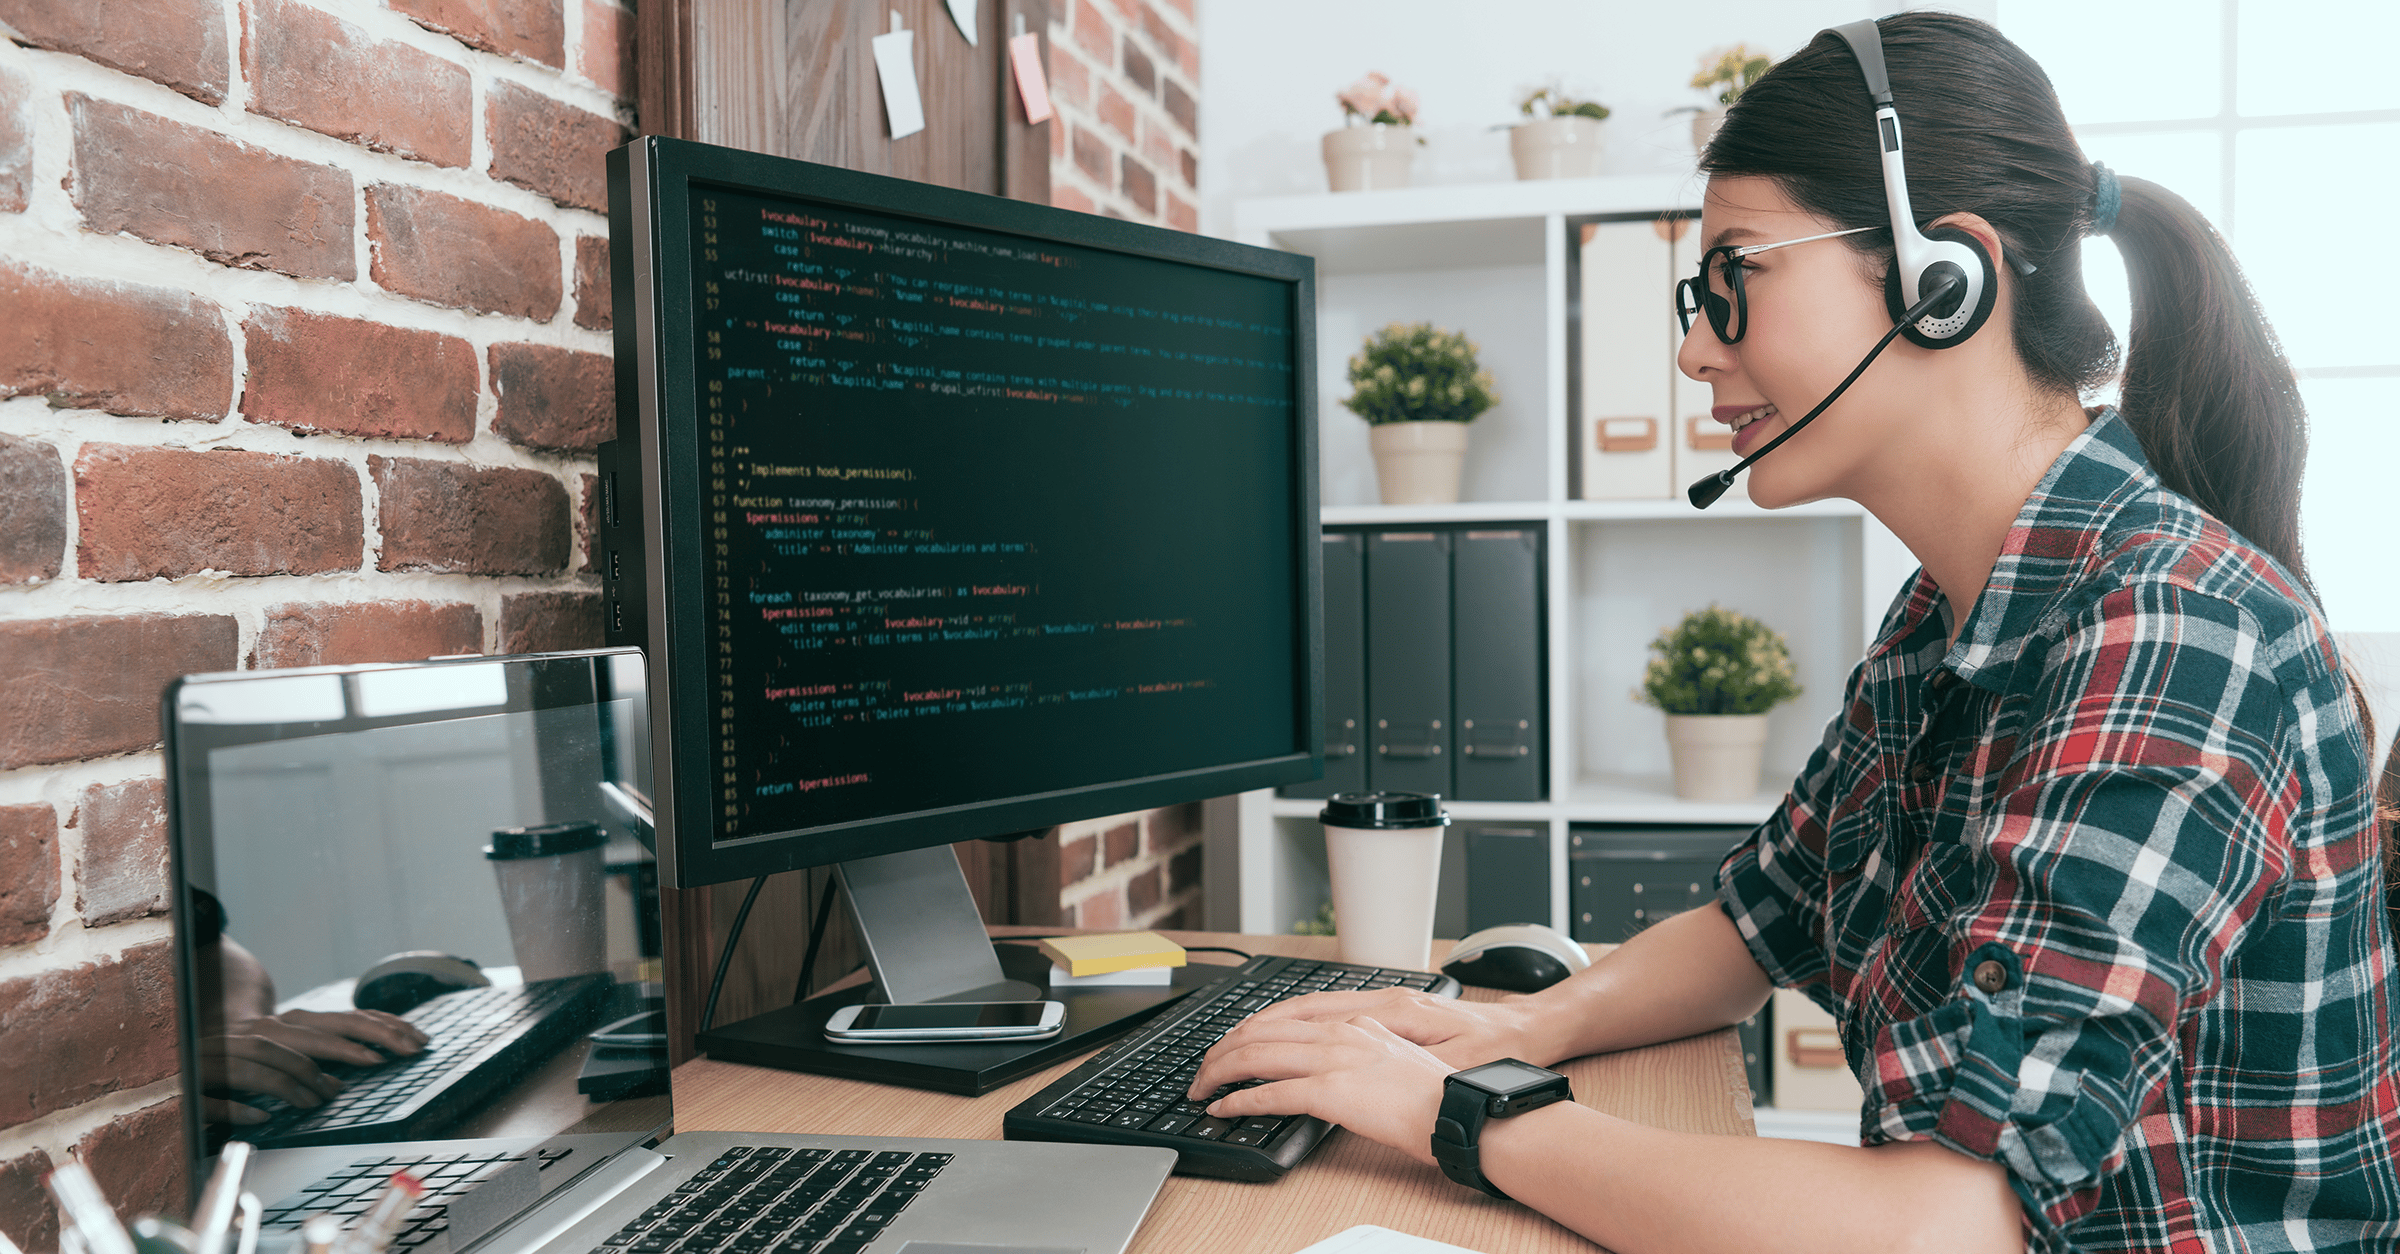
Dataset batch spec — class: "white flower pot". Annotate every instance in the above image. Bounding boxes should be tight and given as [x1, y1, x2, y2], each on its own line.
[1369, 420, 1469, 505]
[1690, 105, 1728, 155]
[1509, 115, 1605, 180]
[1322, 124, 1415, 193]
[1663, 713, 1769, 801]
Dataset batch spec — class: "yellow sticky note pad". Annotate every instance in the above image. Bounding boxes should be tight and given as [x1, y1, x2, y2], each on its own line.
[1037, 931, 1187, 977]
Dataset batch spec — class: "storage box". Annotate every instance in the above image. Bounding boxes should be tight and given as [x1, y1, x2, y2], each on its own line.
[1567, 825, 1747, 944]
[1769, 987, 1864, 1115]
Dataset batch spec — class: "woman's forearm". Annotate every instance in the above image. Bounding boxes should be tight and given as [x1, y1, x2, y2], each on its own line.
[1514, 904, 1777, 1064]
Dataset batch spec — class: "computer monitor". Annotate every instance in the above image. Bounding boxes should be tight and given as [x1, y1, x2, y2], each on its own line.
[598, 137, 1319, 1057]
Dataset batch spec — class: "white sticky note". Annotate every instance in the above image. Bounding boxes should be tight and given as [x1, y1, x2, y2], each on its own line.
[945, 0, 979, 45]
[870, 27, 925, 139]
[1009, 30, 1053, 124]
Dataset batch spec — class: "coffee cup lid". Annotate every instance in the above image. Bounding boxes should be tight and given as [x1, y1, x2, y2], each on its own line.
[1319, 792, 1449, 830]
[486, 820, 608, 860]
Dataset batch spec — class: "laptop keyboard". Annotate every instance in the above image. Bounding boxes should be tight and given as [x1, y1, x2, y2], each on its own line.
[240, 977, 611, 1148]
[258, 1148, 575, 1246]
[590, 1147, 950, 1254]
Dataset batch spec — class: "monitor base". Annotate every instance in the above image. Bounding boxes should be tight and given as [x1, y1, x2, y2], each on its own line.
[694, 943, 1221, 1095]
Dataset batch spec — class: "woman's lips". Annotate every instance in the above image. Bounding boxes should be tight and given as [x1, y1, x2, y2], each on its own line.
[1717, 403, 1778, 457]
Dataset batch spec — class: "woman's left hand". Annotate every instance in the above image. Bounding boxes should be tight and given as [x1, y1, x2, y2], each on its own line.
[1186, 1012, 1454, 1165]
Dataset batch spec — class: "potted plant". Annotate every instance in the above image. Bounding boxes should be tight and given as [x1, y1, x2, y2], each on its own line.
[1634, 605, 1801, 801]
[1343, 321, 1499, 505]
[1324, 72, 1421, 193]
[1671, 44, 1772, 154]
[1509, 85, 1609, 180]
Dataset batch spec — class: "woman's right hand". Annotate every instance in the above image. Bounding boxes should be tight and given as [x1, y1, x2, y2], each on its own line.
[1232, 986, 1553, 1067]
[199, 1010, 428, 1124]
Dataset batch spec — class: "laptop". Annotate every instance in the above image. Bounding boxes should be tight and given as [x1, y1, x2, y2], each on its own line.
[165, 648, 1174, 1254]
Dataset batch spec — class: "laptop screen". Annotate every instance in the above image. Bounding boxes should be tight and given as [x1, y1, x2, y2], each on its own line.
[165, 649, 668, 1229]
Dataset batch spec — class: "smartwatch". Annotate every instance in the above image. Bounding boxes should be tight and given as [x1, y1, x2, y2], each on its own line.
[1430, 1059, 1574, 1199]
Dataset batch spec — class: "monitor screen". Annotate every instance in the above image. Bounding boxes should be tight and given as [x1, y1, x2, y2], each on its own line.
[603, 139, 1320, 888]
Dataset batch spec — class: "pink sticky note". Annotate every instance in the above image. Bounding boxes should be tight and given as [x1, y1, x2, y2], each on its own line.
[1010, 31, 1053, 124]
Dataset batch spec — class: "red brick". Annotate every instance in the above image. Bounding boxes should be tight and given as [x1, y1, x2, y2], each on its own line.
[1047, 46, 1090, 108]
[0, 262, 232, 421]
[1076, 890, 1123, 931]
[242, 308, 478, 442]
[1070, 0, 1113, 61]
[579, 0, 631, 96]
[1161, 0, 1192, 19]
[1163, 190, 1195, 232]
[1049, 113, 1066, 161]
[1139, 116, 1175, 172]
[1059, 834, 1096, 887]
[75, 444, 364, 582]
[0, 434, 64, 585]
[1169, 841, 1202, 892]
[1103, 821, 1138, 868]
[367, 184, 562, 320]
[0, 615, 237, 769]
[489, 342, 613, 452]
[0, 60, 28, 213]
[69, 95, 353, 280]
[1094, 81, 1134, 142]
[1127, 864, 1162, 913]
[1147, 8, 1197, 79]
[244, 0, 470, 168]
[573, 235, 611, 330]
[1120, 154, 1156, 215]
[0, 0, 228, 104]
[251, 600, 484, 669]
[70, 777, 166, 927]
[0, 804, 59, 947]
[370, 456, 570, 574]
[1052, 183, 1094, 215]
[0, 940, 179, 1124]
[1179, 146, 1197, 189]
[1120, 41, 1153, 95]
[75, 1100, 185, 1223]
[0, 1149, 59, 1254]
[1070, 125, 1109, 184]
[1161, 77, 1196, 139]
[498, 590, 600, 654]
[577, 471, 597, 572]
[486, 80, 624, 213]
[391, 0, 564, 67]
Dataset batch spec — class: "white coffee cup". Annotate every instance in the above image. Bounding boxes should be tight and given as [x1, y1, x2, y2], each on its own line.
[1319, 792, 1450, 970]
[485, 820, 610, 981]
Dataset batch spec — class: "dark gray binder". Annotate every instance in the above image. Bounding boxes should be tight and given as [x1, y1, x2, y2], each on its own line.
[1451, 528, 1544, 800]
[1434, 826, 1470, 939]
[1365, 531, 1453, 796]
[1464, 823, 1551, 932]
[1282, 532, 1366, 799]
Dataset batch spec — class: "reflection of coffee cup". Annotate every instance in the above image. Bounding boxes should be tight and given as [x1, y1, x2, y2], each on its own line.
[1319, 792, 1450, 971]
[485, 821, 609, 981]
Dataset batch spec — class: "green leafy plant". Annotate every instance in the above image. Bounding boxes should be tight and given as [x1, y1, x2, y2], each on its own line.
[1635, 605, 1801, 715]
[1337, 72, 1420, 127]
[1690, 44, 1773, 106]
[1518, 85, 1609, 122]
[1292, 900, 1336, 936]
[1342, 322, 1500, 426]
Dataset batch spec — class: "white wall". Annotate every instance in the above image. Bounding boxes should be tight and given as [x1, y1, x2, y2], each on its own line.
[1197, 0, 1995, 236]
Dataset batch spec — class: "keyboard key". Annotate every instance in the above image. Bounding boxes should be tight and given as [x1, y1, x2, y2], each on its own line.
[1183, 1117, 1235, 1141]
[1144, 1113, 1196, 1135]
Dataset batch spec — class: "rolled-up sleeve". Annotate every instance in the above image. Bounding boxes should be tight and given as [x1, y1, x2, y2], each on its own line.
[1865, 585, 2299, 1250]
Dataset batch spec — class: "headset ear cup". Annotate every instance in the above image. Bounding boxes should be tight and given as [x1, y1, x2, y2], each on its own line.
[1884, 226, 2000, 349]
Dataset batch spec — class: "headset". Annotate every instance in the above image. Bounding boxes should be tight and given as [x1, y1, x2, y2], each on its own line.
[1686, 17, 2000, 507]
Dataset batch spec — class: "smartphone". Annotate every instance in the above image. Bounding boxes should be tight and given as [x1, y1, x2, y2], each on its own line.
[588, 1008, 668, 1048]
[822, 1000, 1066, 1043]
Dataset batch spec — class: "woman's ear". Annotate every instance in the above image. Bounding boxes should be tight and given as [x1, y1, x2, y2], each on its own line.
[1929, 212, 2009, 278]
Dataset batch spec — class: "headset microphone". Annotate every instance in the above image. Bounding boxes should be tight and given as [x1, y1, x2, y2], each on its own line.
[1686, 272, 1961, 509]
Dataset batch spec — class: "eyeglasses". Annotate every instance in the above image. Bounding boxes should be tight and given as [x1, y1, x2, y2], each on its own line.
[1673, 225, 1878, 344]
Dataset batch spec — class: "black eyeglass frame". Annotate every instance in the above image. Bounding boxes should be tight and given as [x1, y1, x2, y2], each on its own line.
[1673, 225, 1878, 345]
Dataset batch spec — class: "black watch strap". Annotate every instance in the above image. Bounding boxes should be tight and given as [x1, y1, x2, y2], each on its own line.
[1432, 1081, 1505, 1198]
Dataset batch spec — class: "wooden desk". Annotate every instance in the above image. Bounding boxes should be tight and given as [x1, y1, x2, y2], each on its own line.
[673, 931, 1756, 1254]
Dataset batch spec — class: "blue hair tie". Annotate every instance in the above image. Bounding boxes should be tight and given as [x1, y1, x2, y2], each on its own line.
[2090, 162, 2121, 236]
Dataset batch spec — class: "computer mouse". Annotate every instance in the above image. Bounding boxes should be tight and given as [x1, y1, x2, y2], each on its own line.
[354, 951, 489, 1014]
[1441, 924, 1592, 993]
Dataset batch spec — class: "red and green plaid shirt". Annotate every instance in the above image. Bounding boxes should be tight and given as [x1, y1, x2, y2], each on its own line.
[1718, 408, 2400, 1252]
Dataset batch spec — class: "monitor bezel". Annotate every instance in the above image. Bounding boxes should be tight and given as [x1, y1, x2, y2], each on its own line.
[613, 137, 1323, 890]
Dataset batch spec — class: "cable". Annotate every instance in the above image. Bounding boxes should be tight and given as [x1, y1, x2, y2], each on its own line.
[792, 872, 841, 1003]
[698, 874, 766, 1033]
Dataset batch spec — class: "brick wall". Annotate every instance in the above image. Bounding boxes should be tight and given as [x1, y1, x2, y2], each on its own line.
[1056, 802, 1205, 932]
[1047, 0, 1198, 230]
[0, 0, 627, 1237]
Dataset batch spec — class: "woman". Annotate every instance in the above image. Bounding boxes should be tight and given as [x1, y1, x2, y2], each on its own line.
[1189, 14, 2400, 1253]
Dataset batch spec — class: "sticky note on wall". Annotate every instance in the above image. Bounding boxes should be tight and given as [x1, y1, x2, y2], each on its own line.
[1010, 30, 1053, 124]
[871, 21, 925, 139]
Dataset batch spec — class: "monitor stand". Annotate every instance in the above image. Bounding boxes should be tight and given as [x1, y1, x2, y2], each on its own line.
[693, 845, 1222, 1095]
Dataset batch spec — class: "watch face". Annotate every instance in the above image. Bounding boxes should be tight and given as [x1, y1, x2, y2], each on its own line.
[1462, 1060, 1560, 1098]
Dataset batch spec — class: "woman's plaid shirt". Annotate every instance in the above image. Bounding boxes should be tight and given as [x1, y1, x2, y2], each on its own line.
[1717, 409, 2400, 1252]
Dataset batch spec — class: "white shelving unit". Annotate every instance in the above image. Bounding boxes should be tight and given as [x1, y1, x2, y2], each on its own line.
[1215, 178, 1920, 937]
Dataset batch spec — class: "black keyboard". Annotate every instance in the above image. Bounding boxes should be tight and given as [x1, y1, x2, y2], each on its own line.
[258, 1148, 576, 1247]
[239, 975, 614, 1149]
[588, 1146, 951, 1254]
[1001, 955, 1460, 1180]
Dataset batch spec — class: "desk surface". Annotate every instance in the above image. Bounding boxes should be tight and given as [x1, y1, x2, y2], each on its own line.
[672, 930, 1755, 1254]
